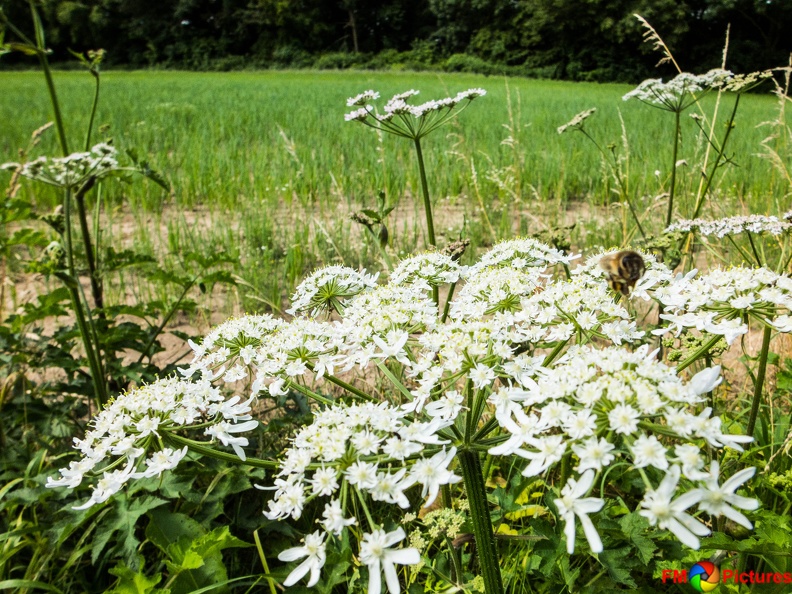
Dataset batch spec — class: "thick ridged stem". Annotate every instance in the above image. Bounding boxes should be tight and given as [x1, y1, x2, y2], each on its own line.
[666, 110, 681, 228]
[413, 138, 436, 248]
[746, 326, 772, 437]
[63, 188, 108, 404]
[457, 449, 504, 594]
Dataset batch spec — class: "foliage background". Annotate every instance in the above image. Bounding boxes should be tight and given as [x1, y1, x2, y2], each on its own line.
[1, 0, 791, 80]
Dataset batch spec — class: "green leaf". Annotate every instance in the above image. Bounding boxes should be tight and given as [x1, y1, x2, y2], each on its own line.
[146, 509, 204, 552]
[7, 41, 40, 56]
[190, 526, 250, 559]
[598, 547, 638, 587]
[107, 562, 163, 594]
[618, 512, 656, 565]
[91, 494, 167, 565]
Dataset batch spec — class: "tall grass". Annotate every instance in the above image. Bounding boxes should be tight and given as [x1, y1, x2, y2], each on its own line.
[1, 69, 787, 311]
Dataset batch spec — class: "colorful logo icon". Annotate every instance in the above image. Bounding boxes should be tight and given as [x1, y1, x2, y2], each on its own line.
[689, 561, 720, 592]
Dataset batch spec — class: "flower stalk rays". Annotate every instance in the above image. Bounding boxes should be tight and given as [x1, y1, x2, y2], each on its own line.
[345, 88, 486, 249]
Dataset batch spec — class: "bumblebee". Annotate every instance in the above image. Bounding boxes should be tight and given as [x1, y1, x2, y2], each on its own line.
[599, 250, 646, 296]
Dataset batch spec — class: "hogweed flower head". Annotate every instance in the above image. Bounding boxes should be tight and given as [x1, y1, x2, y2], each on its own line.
[287, 265, 379, 317]
[623, 70, 732, 112]
[557, 108, 597, 134]
[2, 143, 120, 189]
[492, 344, 755, 552]
[263, 401, 459, 523]
[344, 87, 486, 140]
[653, 266, 792, 344]
[665, 215, 792, 238]
[46, 376, 257, 508]
[388, 252, 465, 290]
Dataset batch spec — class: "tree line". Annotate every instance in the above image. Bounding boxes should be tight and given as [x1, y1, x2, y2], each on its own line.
[2, 0, 791, 81]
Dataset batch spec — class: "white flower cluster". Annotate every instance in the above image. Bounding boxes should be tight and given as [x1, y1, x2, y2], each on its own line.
[519, 275, 645, 345]
[264, 402, 453, 589]
[623, 69, 732, 111]
[249, 317, 341, 395]
[557, 108, 597, 134]
[287, 265, 379, 316]
[449, 266, 544, 319]
[468, 237, 577, 272]
[47, 236, 766, 589]
[388, 252, 464, 290]
[665, 215, 792, 238]
[46, 376, 258, 509]
[1, 143, 119, 189]
[344, 88, 486, 137]
[654, 266, 792, 343]
[265, 402, 459, 521]
[183, 314, 283, 380]
[493, 345, 756, 552]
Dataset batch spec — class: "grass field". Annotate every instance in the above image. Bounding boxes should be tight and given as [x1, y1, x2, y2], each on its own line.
[1, 69, 790, 311]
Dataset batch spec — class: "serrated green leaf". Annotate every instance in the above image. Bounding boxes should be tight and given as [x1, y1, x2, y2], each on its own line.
[106, 562, 162, 594]
[146, 510, 204, 552]
[92, 495, 167, 565]
[598, 547, 638, 587]
[619, 512, 656, 565]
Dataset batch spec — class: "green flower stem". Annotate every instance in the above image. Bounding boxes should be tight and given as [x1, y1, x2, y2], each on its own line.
[441, 282, 457, 324]
[354, 486, 376, 531]
[542, 337, 570, 367]
[84, 69, 100, 151]
[285, 379, 334, 407]
[74, 178, 103, 312]
[62, 187, 107, 405]
[363, 224, 393, 271]
[165, 433, 278, 469]
[413, 137, 436, 248]
[746, 325, 772, 438]
[19, 0, 70, 156]
[137, 278, 196, 364]
[746, 232, 764, 268]
[689, 96, 740, 222]
[681, 97, 741, 267]
[666, 110, 681, 228]
[472, 416, 499, 442]
[578, 128, 645, 239]
[457, 449, 504, 594]
[375, 361, 414, 402]
[444, 534, 463, 583]
[322, 372, 375, 401]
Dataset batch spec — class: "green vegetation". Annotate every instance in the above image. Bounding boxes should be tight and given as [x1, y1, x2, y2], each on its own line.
[1, 70, 787, 309]
[2, 16, 792, 591]
[1, 0, 790, 81]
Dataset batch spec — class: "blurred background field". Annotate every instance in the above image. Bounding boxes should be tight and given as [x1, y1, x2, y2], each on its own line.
[1, 69, 789, 314]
